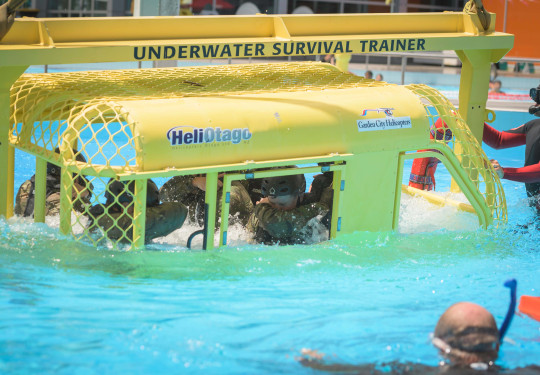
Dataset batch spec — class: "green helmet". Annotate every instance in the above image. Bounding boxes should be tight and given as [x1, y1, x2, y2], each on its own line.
[261, 174, 306, 197]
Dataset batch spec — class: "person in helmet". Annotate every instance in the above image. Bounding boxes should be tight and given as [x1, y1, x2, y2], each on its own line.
[159, 174, 254, 227]
[87, 179, 187, 244]
[247, 173, 333, 245]
[15, 148, 92, 217]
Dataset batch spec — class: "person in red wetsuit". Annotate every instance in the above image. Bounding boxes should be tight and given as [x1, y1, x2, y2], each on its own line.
[483, 85, 540, 210]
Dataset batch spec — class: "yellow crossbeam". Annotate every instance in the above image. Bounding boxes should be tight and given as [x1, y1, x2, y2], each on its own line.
[0, 13, 513, 66]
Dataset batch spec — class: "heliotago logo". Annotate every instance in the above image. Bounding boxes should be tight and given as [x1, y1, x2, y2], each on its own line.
[167, 126, 252, 146]
[357, 108, 412, 132]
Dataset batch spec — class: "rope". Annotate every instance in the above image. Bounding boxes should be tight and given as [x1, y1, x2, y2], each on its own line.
[7, 0, 27, 14]
[464, 0, 491, 31]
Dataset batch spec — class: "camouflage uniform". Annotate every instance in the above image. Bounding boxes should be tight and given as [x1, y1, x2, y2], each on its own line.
[14, 175, 91, 217]
[247, 187, 333, 245]
[304, 171, 334, 230]
[87, 201, 188, 244]
[159, 175, 253, 227]
[86, 179, 187, 244]
[305, 172, 334, 204]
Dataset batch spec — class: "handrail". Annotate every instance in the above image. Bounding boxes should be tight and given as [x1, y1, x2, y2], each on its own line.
[361, 51, 540, 65]
[357, 51, 539, 85]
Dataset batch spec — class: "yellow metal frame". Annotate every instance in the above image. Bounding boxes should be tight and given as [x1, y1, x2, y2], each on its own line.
[0, 8, 513, 248]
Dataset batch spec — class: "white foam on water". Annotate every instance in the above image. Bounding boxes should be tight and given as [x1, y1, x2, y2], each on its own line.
[152, 215, 330, 249]
[151, 219, 254, 249]
[15, 193, 479, 247]
[398, 192, 479, 234]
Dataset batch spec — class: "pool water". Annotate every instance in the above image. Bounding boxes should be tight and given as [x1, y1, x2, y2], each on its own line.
[1, 106, 539, 372]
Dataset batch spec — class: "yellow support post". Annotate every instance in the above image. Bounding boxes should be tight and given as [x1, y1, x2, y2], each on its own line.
[59, 167, 73, 235]
[204, 172, 218, 250]
[393, 152, 406, 230]
[0, 66, 27, 218]
[33, 157, 47, 222]
[453, 48, 507, 195]
[219, 174, 232, 247]
[132, 179, 147, 248]
[456, 49, 492, 143]
[330, 168, 343, 239]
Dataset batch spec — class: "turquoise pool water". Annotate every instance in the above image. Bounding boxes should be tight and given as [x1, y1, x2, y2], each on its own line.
[1, 93, 539, 373]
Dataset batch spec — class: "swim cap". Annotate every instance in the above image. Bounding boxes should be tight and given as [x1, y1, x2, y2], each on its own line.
[261, 174, 306, 197]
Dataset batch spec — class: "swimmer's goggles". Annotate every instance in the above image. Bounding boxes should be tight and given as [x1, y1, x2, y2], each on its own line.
[431, 326, 499, 363]
[432, 279, 517, 362]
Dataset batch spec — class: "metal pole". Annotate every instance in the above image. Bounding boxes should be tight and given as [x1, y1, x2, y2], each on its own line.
[503, 0, 508, 33]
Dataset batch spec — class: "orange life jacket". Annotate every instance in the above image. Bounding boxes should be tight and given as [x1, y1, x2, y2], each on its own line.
[408, 118, 452, 191]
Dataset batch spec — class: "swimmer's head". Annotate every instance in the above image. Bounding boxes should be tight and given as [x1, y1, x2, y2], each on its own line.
[433, 302, 500, 367]
[492, 80, 502, 93]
